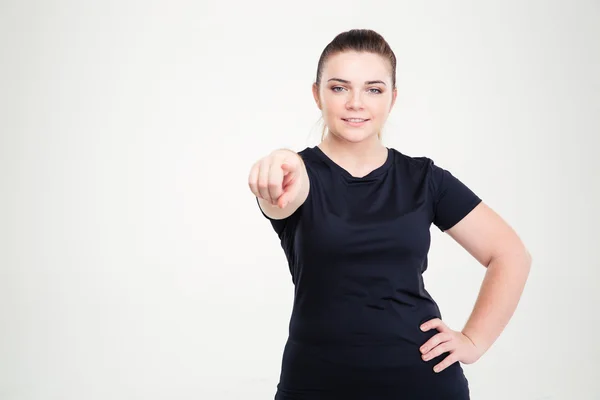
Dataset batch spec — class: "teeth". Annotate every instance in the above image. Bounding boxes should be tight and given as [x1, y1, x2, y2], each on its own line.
[346, 119, 366, 122]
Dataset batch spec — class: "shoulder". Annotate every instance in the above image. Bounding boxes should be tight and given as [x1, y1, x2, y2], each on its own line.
[297, 146, 320, 166]
[388, 147, 438, 180]
[389, 147, 455, 175]
[295, 146, 330, 177]
[389, 147, 432, 167]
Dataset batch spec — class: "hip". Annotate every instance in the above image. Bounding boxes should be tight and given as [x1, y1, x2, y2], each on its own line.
[276, 339, 470, 399]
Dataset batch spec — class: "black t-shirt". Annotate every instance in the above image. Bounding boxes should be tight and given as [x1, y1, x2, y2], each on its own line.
[259, 146, 482, 397]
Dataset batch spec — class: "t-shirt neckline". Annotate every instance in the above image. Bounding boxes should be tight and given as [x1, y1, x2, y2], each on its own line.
[311, 145, 393, 183]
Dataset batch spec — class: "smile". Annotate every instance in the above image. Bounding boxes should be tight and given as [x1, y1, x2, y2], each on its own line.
[342, 118, 370, 127]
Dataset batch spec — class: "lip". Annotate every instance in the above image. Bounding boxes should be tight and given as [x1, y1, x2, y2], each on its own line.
[342, 118, 370, 127]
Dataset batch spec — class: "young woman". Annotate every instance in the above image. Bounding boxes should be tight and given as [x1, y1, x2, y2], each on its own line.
[248, 29, 532, 400]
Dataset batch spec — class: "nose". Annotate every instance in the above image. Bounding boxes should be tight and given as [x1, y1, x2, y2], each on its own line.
[346, 91, 364, 110]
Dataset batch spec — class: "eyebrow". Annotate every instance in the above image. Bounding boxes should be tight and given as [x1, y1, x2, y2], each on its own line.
[327, 78, 387, 86]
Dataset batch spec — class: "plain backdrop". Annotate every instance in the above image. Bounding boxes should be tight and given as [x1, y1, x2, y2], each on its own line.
[1, 0, 599, 399]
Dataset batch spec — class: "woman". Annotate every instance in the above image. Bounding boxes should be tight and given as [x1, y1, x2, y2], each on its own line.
[248, 29, 532, 400]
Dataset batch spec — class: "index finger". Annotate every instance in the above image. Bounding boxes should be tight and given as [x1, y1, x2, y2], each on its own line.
[420, 318, 448, 332]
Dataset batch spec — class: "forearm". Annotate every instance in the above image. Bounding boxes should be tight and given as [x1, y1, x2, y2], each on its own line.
[461, 252, 532, 354]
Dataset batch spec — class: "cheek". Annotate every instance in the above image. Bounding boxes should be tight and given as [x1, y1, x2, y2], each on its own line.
[322, 101, 345, 119]
[372, 99, 392, 118]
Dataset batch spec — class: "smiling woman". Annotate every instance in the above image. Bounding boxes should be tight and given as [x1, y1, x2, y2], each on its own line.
[248, 28, 531, 400]
[314, 49, 396, 143]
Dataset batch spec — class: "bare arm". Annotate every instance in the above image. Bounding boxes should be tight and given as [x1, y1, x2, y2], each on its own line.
[418, 202, 532, 373]
[446, 201, 532, 353]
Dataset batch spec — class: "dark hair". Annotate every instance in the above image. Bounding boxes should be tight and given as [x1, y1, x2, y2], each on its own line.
[315, 29, 397, 89]
[314, 29, 397, 140]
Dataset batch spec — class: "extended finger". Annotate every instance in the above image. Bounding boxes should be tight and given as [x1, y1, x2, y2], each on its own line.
[433, 352, 459, 373]
[422, 341, 453, 361]
[420, 332, 452, 355]
[278, 181, 297, 209]
[420, 318, 448, 333]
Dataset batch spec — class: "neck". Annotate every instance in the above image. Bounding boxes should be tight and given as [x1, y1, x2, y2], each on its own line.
[319, 134, 388, 176]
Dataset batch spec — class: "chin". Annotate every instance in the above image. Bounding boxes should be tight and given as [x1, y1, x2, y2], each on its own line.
[332, 128, 378, 143]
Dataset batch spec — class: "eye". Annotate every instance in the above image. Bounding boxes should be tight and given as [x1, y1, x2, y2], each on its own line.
[331, 86, 346, 93]
[368, 88, 383, 94]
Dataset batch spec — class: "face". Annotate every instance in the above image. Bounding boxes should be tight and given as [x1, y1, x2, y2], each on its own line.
[312, 51, 397, 144]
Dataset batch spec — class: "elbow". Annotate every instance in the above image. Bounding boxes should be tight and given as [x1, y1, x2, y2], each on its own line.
[487, 247, 532, 270]
[520, 245, 533, 267]
[525, 249, 533, 269]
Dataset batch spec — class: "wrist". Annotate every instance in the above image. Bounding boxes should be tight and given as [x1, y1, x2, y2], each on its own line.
[461, 329, 488, 355]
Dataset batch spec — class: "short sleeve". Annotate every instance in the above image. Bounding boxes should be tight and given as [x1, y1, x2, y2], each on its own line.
[430, 161, 482, 232]
[256, 196, 300, 237]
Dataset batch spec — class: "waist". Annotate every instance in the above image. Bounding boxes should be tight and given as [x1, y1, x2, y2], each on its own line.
[289, 301, 441, 348]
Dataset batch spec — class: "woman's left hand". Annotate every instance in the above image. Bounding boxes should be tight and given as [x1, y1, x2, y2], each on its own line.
[419, 318, 483, 373]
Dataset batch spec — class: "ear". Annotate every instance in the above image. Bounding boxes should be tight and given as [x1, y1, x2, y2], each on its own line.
[312, 83, 322, 110]
[389, 87, 398, 111]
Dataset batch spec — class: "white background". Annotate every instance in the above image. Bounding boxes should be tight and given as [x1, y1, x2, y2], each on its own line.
[1, 0, 599, 399]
